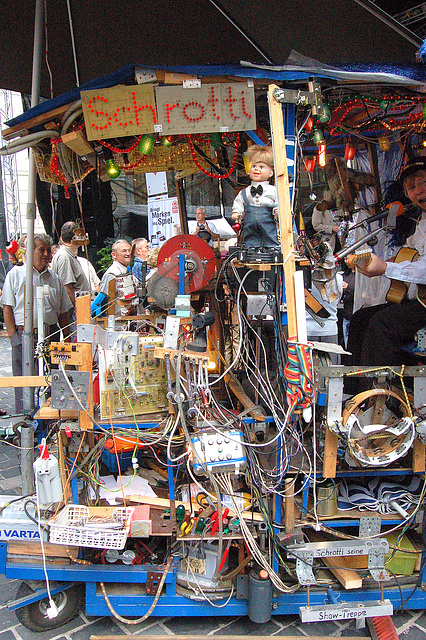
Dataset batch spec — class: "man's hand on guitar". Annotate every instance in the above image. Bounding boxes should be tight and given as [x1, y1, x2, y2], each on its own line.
[355, 252, 387, 277]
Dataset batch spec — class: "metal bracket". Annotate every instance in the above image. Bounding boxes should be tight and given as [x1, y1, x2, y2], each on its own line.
[77, 325, 139, 356]
[288, 538, 389, 587]
[51, 371, 91, 411]
[326, 376, 344, 429]
[295, 550, 315, 585]
[145, 571, 164, 595]
[183, 79, 201, 88]
[359, 516, 382, 538]
[273, 79, 324, 116]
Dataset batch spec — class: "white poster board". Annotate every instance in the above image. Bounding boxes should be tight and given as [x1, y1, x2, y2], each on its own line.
[148, 197, 180, 245]
[146, 171, 168, 197]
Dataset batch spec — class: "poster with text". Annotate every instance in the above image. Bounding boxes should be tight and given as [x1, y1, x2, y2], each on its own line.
[148, 197, 180, 245]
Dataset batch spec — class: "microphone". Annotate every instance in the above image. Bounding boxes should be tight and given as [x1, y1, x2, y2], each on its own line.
[350, 202, 405, 229]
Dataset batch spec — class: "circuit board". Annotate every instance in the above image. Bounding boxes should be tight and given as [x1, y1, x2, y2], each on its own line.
[99, 335, 168, 419]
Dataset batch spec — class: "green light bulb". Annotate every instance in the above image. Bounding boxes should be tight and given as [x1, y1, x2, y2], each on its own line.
[105, 158, 121, 180]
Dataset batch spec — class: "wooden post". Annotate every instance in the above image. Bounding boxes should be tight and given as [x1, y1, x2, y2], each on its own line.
[366, 141, 382, 213]
[75, 295, 94, 430]
[268, 85, 298, 340]
[323, 427, 338, 478]
[284, 477, 295, 533]
[412, 440, 426, 473]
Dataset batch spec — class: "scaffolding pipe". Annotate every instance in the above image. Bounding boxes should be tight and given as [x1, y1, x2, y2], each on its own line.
[21, 0, 44, 495]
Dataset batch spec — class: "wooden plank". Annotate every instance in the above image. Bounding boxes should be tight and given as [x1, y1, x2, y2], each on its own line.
[284, 477, 295, 533]
[7, 540, 77, 558]
[224, 372, 265, 421]
[58, 430, 71, 505]
[0, 375, 48, 388]
[1, 103, 72, 140]
[76, 294, 94, 430]
[323, 427, 338, 478]
[307, 531, 362, 590]
[334, 157, 354, 212]
[366, 142, 382, 212]
[62, 130, 94, 157]
[34, 397, 78, 419]
[268, 85, 298, 341]
[90, 636, 369, 640]
[316, 555, 363, 589]
[122, 494, 264, 522]
[412, 439, 426, 473]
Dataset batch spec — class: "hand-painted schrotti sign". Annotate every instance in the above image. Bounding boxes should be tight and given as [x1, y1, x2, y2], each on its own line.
[81, 83, 255, 141]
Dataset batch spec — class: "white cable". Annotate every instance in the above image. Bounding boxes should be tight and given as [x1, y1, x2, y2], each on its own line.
[34, 464, 58, 619]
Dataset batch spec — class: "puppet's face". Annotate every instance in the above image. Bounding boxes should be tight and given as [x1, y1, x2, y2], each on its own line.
[404, 169, 426, 212]
[249, 161, 273, 183]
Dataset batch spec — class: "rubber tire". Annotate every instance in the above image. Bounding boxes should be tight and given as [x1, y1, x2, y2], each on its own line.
[14, 581, 84, 632]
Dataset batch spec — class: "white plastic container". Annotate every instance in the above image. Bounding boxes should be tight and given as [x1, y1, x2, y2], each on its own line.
[33, 443, 63, 507]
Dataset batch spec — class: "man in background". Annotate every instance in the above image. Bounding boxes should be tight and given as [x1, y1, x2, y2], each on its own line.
[51, 221, 90, 305]
[189, 207, 220, 246]
[1, 234, 72, 412]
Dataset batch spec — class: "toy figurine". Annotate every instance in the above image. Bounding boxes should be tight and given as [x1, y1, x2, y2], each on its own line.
[231, 145, 279, 248]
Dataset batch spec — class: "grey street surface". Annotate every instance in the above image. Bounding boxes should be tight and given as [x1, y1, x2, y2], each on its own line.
[0, 335, 424, 639]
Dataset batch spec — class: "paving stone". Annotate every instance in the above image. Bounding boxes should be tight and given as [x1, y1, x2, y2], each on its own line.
[398, 626, 426, 640]
[68, 616, 123, 640]
[114, 616, 171, 635]
[0, 577, 19, 606]
[0, 604, 27, 629]
[296, 620, 341, 636]
[414, 613, 426, 630]
[128, 622, 173, 635]
[164, 615, 236, 635]
[273, 614, 303, 627]
[0, 631, 18, 640]
[0, 466, 20, 480]
[16, 612, 86, 640]
[340, 626, 371, 636]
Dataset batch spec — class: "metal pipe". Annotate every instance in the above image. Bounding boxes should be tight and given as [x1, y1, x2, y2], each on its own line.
[354, 0, 422, 47]
[22, 0, 44, 492]
[335, 226, 387, 261]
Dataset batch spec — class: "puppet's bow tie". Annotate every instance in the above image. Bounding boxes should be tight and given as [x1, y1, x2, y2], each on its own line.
[250, 185, 263, 197]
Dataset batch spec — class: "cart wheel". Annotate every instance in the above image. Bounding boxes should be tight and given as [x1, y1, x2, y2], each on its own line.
[14, 581, 84, 632]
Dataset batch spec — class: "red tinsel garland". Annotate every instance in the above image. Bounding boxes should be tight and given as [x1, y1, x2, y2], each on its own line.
[187, 133, 240, 179]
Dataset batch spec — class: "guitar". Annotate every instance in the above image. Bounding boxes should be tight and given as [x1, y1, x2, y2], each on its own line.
[386, 247, 419, 304]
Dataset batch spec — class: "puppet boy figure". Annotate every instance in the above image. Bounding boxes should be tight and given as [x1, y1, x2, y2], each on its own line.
[231, 145, 279, 248]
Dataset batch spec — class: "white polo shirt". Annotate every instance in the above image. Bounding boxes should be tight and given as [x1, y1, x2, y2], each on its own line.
[1, 265, 73, 327]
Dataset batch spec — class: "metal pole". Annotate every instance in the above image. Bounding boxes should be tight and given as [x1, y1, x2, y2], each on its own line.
[21, 0, 44, 495]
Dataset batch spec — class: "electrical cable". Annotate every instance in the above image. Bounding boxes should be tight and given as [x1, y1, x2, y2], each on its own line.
[100, 556, 173, 624]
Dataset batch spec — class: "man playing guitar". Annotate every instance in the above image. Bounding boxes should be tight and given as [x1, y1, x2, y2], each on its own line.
[346, 157, 426, 367]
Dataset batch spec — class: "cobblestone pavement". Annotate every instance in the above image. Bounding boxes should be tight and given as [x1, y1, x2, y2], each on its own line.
[0, 335, 425, 638]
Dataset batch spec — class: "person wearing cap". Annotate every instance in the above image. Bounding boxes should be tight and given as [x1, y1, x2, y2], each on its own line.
[346, 157, 426, 369]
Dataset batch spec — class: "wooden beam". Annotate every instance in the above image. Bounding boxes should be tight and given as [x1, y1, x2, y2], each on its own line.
[224, 372, 266, 421]
[307, 530, 362, 590]
[323, 427, 338, 478]
[1, 103, 72, 140]
[90, 636, 369, 640]
[76, 295, 94, 430]
[0, 375, 48, 388]
[268, 85, 298, 340]
[284, 477, 295, 533]
[334, 157, 354, 212]
[412, 439, 426, 473]
[122, 494, 264, 522]
[366, 141, 382, 212]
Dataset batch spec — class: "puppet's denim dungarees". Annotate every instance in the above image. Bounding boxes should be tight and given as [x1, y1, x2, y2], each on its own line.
[242, 190, 279, 248]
